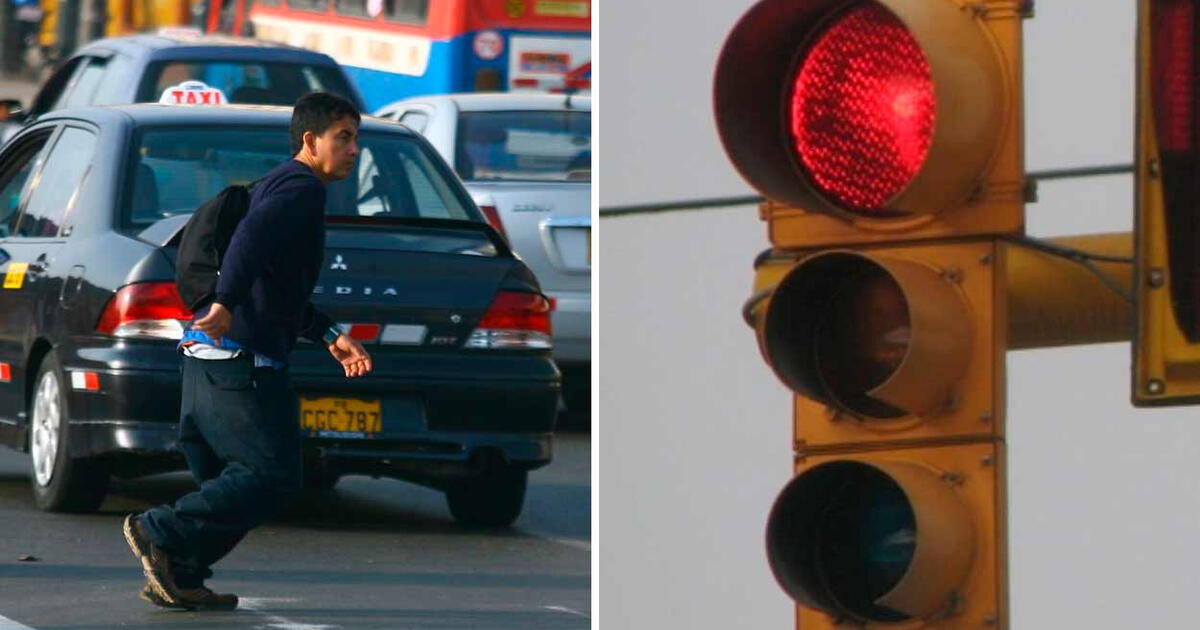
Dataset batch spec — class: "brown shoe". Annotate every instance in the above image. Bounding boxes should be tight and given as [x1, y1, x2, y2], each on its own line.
[138, 585, 189, 610]
[123, 514, 182, 606]
[177, 586, 239, 611]
[140, 585, 237, 611]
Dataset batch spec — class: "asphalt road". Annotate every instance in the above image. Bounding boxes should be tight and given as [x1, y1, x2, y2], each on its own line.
[0, 431, 590, 629]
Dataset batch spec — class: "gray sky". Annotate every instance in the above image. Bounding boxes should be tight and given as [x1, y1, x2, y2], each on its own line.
[600, 1, 1200, 628]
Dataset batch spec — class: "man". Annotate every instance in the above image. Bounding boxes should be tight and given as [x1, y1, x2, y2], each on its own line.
[123, 92, 372, 611]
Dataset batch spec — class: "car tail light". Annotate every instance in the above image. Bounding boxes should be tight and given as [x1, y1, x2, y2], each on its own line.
[479, 204, 509, 242]
[790, 2, 935, 215]
[466, 291, 553, 350]
[338, 323, 382, 343]
[96, 282, 193, 340]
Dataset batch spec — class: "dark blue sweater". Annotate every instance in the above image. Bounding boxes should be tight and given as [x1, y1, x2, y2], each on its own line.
[199, 159, 335, 362]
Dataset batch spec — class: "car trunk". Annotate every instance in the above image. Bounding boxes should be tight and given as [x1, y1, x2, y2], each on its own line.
[466, 181, 590, 294]
[145, 216, 530, 372]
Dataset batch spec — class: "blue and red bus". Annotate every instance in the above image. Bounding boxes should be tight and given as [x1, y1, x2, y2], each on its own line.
[202, 0, 591, 111]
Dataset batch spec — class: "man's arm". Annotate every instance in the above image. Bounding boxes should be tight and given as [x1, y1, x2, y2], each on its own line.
[300, 303, 373, 378]
[299, 301, 336, 344]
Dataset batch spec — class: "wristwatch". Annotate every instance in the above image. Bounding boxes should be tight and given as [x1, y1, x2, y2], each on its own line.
[322, 324, 344, 346]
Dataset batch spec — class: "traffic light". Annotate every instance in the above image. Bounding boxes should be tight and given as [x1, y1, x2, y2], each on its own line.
[1134, 0, 1200, 405]
[716, 0, 1026, 627]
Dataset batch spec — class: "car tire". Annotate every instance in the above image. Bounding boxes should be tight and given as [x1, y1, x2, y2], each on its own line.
[28, 352, 111, 512]
[445, 467, 528, 528]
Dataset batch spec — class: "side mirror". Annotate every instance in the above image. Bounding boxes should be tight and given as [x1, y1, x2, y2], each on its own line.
[0, 99, 26, 123]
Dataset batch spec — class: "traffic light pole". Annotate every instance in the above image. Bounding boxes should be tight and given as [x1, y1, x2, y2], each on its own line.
[0, 0, 20, 77]
[56, 0, 80, 59]
[1007, 234, 1133, 349]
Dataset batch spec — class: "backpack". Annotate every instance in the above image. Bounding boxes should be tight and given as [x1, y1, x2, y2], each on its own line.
[175, 183, 256, 313]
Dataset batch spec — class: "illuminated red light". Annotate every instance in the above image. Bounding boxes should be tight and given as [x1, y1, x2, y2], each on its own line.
[791, 2, 935, 215]
[0, 363, 9, 382]
[1152, 0, 1194, 152]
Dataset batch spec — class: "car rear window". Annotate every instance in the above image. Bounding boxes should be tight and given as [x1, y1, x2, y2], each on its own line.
[123, 126, 478, 228]
[454, 110, 590, 182]
[137, 61, 357, 107]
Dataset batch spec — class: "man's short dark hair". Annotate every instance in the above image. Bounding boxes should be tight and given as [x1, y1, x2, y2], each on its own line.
[290, 92, 361, 154]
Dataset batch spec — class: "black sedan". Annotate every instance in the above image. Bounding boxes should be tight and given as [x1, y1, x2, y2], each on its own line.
[0, 103, 560, 527]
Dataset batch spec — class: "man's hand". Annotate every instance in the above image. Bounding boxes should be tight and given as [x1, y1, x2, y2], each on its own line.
[329, 334, 372, 378]
[191, 303, 232, 344]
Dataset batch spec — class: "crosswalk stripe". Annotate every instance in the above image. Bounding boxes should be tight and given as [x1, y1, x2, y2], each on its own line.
[0, 614, 35, 629]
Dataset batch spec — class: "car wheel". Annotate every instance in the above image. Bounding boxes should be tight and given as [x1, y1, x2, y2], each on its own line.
[29, 352, 111, 512]
[445, 467, 528, 528]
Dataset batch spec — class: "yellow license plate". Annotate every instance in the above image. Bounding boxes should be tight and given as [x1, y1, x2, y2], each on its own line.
[300, 397, 382, 434]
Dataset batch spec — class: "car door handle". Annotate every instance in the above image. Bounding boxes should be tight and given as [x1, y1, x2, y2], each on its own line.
[27, 253, 48, 276]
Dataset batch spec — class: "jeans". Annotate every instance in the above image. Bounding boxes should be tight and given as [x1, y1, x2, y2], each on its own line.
[140, 354, 301, 588]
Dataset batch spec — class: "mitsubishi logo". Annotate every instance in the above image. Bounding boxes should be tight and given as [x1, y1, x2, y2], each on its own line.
[330, 254, 348, 271]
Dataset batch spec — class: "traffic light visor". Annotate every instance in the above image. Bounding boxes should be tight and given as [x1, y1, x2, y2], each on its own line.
[714, 0, 1007, 219]
[766, 460, 975, 623]
[760, 251, 971, 418]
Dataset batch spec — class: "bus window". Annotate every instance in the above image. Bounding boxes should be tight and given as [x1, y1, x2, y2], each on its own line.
[286, 0, 329, 12]
[335, 0, 368, 16]
[383, 0, 427, 25]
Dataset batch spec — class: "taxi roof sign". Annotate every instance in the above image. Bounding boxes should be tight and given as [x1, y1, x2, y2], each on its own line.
[159, 81, 228, 106]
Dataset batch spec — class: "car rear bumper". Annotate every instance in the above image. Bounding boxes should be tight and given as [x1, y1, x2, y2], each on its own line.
[56, 341, 560, 468]
[66, 421, 552, 472]
[549, 290, 590, 363]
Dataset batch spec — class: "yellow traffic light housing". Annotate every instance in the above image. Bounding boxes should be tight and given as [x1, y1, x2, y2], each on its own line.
[715, 0, 1024, 248]
[716, 1, 1022, 628]
[1134, 0, 1200, 404]
[770, 442, 1004, 627]
[759, 241, 1004, 449]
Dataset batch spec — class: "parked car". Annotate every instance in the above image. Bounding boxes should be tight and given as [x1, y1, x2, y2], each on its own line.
[374, 93, 591, 420]
[0, 102, 559, 527]
[0, 32, 366, 145]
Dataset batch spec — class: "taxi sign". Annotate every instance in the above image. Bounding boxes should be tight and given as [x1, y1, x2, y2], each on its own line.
[159, 81, 228, 106]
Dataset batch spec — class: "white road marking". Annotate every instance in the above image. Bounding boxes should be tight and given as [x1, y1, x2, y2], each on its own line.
[0, 613, 35, 629]
[544, 536, 591, 552]
[239, 597, 340, 630]
[544, 605, 589, 619]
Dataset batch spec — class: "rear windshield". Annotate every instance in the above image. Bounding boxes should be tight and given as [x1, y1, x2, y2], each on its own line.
[123, 126, 479, 229]
[454, 110, 590, 182]
[137, 61, 358, 107]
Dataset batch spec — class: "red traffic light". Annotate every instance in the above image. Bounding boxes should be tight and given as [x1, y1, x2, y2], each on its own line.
[791, 3, 935, 215]
[715, 0, 1009, 221]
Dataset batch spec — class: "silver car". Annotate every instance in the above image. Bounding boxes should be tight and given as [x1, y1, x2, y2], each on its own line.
[373, 94, 591, 419]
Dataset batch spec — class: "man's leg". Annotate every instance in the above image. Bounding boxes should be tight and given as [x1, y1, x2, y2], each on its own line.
[168, 360, 239, 589]
[138, 356, 302, 590]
